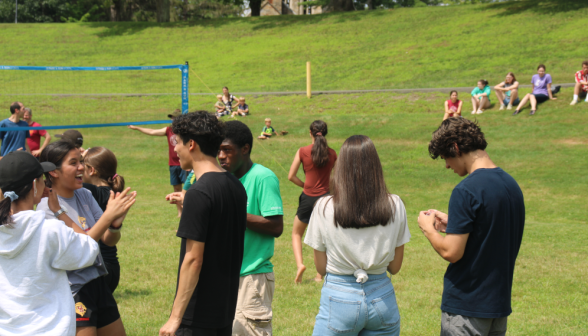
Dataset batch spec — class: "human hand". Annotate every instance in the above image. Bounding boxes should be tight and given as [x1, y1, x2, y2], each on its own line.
[104, 188, 137, 221]
[127, 125, 137, 130]
[159, 317, 181, 336]
[428, 209, 448, 233]
[418, 211, 436, 234]
[165, 192, 184, 205]
[550, 97, 557, 100]
[32, 149, 42, 157]
[47, 188, 61, 213]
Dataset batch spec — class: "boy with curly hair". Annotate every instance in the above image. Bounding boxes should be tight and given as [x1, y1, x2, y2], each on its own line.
[417, 118, 525, 336]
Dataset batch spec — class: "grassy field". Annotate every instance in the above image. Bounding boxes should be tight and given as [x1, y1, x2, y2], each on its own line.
[1, 2, 588, 335]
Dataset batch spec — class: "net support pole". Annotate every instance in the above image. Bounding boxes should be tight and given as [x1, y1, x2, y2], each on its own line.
[306, 61, 311, 99]
[182, 61, 189, 113]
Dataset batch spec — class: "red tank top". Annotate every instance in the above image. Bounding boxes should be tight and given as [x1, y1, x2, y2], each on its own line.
[299, 144, 337, 197]
[166, 126, 181, 166]
[446, 99, 461, 115]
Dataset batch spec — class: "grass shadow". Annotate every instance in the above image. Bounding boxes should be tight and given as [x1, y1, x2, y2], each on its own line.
[114, 288, 152, 299]
[482, 0, 588, 16]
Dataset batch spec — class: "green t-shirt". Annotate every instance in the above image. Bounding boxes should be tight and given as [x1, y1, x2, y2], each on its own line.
[471, 85, 492, 102]
[183, 170, 197, 191]
[239, 163, 284, 276]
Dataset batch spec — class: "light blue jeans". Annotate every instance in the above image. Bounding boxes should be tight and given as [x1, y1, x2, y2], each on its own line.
[312, 273, 401, 336]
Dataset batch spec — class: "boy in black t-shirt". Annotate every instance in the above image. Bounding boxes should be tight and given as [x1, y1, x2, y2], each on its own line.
[159, 111, 247, 336]
[418, 118, 525, 336]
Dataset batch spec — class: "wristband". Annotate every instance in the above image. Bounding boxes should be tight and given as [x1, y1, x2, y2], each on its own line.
[108, 223, 123, 233]
[54, 207, 68, 218]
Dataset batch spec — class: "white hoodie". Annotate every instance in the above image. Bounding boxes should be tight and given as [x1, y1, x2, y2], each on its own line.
[0, 210, 99, 336]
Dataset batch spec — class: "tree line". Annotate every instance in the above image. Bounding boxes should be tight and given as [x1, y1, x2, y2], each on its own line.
[0, 0, 513, 22]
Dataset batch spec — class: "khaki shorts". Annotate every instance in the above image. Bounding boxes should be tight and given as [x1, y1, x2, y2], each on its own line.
[232, 272, 275, 336]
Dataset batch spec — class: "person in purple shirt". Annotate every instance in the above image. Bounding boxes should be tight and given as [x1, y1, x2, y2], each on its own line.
[513, 64, 561, 116]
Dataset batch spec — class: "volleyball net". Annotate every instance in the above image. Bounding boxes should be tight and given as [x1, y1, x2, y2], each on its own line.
[0, 63, 189, 131]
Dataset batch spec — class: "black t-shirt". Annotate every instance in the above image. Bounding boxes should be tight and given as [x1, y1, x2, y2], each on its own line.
[175, 172, 247, 329]
[442, 168, 525, 318]
[83, 183, 118, 264]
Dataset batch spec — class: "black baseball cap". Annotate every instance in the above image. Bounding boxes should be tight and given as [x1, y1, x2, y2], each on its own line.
[0, 151, 56, 191]
[55, 130, 83, 147]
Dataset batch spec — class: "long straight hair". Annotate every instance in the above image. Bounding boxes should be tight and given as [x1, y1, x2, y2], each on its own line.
[310, 120, 330, 168]
[327, 135, 394, 229]
[84, 147, 125, 193]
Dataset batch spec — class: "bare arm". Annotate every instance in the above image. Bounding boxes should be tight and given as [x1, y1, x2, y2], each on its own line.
[387, 245, 405, 275]
[494, 82, 507, 91]
[288, 149, 304, 188]
[444, 100, 450, 114]
[313, 249, 327, 277]
[456, 101, 463, 114]
[159, 239, 204, 336]
[128, 125, 167, 136]
[547, 83, 556, 99]
[418, 211, 469, 263]
[246, 214, 283, 238]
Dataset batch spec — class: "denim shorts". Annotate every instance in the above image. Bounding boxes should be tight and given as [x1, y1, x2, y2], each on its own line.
[312, 273, 400, 336]
[169, 165, 187, 186]
[503, 97, 520, 106]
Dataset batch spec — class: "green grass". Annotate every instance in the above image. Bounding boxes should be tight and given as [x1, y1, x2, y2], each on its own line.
[1, 3, 588, 335]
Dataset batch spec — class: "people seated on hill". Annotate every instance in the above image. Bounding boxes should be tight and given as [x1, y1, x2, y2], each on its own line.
[444, 91, 463, 120]
[570, 60, 588, 105]
[471, 80, 491, 115]
[494, 72, 520, 110]
[231, 97, 249, 117]
[513, 64, 561, 116]
[222, 86, 236, 114]
[215, 95, 228, 118]
[258, 118, 287, 140]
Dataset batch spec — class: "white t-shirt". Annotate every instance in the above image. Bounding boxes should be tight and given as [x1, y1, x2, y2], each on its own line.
[304, 195, 411, 275]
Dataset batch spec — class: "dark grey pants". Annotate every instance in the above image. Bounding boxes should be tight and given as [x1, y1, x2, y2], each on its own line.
[441, 311, 507, 336]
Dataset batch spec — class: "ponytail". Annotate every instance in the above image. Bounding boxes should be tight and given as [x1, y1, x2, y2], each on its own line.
[0, 183, 33, 226]
[108, 174, 125, 193]
[309, 120, 330, 168]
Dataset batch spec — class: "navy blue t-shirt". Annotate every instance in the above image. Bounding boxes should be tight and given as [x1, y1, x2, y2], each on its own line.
[0, 119, 30, 156]
[442, 167, 525, 318]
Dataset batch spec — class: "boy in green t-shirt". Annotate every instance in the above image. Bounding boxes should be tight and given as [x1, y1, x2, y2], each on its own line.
[219, 120, 284, 336]
[258, 118, 288, 140]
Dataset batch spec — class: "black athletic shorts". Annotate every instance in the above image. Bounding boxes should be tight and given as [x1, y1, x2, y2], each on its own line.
[175, 323, 232, 336]
[74, 276, 120, 328]
[104, 261, 120, 293]
[296, 192, 328, 224]
[533, 94, 549, 104]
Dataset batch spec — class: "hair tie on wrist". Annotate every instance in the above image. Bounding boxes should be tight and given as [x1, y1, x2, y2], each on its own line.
[3, 191, 19, 202]
[113, 174, 118, 179]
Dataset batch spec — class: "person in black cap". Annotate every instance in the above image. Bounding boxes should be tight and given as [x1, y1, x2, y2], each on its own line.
[55, 130, 85, 155]
[0, 151, 100, 336]
[128, 109, 187, 217]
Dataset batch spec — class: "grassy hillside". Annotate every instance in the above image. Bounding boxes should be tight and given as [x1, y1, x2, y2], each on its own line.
[1, 2, 588, 94]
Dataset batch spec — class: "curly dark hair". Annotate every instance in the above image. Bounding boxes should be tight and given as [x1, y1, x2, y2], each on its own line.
[428, 118, 487, 159]
[224, 120, 253, 155]
[172, 111, 225, 158]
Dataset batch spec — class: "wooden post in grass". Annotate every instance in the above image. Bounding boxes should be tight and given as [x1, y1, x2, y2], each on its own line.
[306, 61, 311, 99]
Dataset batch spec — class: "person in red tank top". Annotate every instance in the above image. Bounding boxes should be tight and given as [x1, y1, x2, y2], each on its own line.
[444, 91, 463, 121]
[288, 120, 337, 284]
[127, 109, 186, 217]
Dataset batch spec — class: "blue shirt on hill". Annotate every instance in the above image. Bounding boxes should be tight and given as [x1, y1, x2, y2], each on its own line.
[0, 119, 30, 156]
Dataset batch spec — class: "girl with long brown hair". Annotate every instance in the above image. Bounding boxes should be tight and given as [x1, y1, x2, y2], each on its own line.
[304, 135, 410, 336]
[288, 120, 336, 284]
[494, 72, 520, 110]
[82, 147, 126, 293]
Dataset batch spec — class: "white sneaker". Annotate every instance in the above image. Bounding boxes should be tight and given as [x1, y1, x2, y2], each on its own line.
[570, 100, 578, 105]
[507, 104, 513, 110]
[499, 105, 505, 110]
[471, 110, 477, 115]
[476, 109, 484, 114]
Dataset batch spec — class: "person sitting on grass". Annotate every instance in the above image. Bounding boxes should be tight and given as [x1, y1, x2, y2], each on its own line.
[570, 60, 588, 105]
[231, 97, 249, 117]
[215, 95, 228, 118]
[494, 72, 520, 110]
[471, 79, 491, 115]
[258, 118, 287, 140]
[513, 64, 560, 116]
[444, 91, 462, 120]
